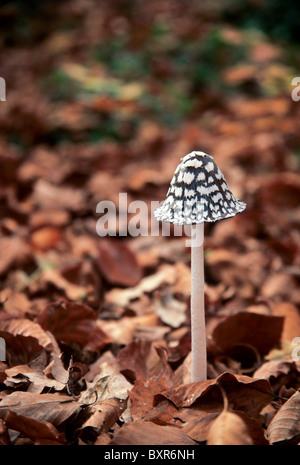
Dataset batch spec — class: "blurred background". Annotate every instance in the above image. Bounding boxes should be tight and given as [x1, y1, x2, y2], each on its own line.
[0, 0, 299, 355]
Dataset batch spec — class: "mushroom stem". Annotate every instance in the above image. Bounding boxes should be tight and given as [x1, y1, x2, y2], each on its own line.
[190, 222, 206, 382]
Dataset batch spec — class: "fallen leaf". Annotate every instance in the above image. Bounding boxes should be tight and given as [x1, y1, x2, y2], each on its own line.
[110, 419, 197, 445]
[0, 290, 33, 317]
[155, 371, 274, 417]
[41, 268, 88, 301]
[0, 392, 79, 426]
[271, 302, 300, 343]
[0, 236, 30, 276]
[0, 330, 46, 367]
[207, 410, 253, 445]
[117, 340, 172, 383]
[30, 227, 62, 251]
[80, 398, 126, 436]
[182, 411, 219, 442]
[4, 363, 66, 393]
[45, 331, 69, 385]
[211, 311, 284, 357]
[105, 264, 177, 307]
[129, 374, 173, 421]
[267, 390, 300, 444]
[0, 419, 10, 445]
[0, 318, 53, 352]
[258, 173, 300, 210]
[32, 179, 86, 212]
[99, 313, 161, 345]
[36, 301, 111, 352]
[154, 292, 187, 328]
[80, 373, 132, 405]
[4, 410, 65, 444]
[97, 239, 143, 287]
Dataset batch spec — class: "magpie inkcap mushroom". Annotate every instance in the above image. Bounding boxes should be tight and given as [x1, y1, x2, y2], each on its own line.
[154, 151, 246, 226]
[154, 151, 247, 382]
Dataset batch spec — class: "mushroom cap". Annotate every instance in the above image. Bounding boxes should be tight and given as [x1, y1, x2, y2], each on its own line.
[154, 151, 247, 225]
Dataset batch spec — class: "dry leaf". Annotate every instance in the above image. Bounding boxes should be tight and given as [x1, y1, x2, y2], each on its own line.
[207, 410, 253, 445]
[0, 392, 79, 426]
[30, 227, 62, 251]
[32, 179, 86, 212]
[211, 311, 284, 357]
[271, 302, 300, 343]
[0, 236, 30, 276]
[117, 340, 172, 383]
[110, 419, 197, 445]
[4, 410, 65, 444]
[267, 390, 300, 444]
[129, 374, 172, 421]
[97, 239, 142, 287]
[155, 371, 274, 418]
[36, 301, 111, 352]
[80, 398, 126, 435]
[105, 264, 177, 307]
[0, 318, 53, 351]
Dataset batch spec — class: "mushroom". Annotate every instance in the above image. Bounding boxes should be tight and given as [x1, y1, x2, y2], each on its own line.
[154, 151, 247, 382]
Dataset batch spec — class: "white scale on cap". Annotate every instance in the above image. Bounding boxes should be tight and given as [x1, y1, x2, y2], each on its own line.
[154, 151, 247, 225]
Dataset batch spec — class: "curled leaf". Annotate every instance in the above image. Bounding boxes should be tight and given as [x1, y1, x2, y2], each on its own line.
[267, 390, 300, 444]
[207, 410, 253, 445]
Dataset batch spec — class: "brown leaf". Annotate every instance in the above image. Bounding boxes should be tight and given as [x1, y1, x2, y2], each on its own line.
[99, 313, 161, 345]
[82, 350, 119, 384]
[143, 399, 183, 427]
[117, 340, 172, 383]
[0, 316, 53, 354]
[32, 179, 86, 212]
[258, 172, 300, 210]
[30, 227, 62, 251]
[207, 410, 253, 445]
[211, 311, 284, 357]
[110, 420, 197, 445]
[0, 362, 7, 384]
[267, 390, 300, 444]
[17, 147, 72, 184]
[154, 291, 187, 328]
[0, 392, 79, 426]
[129, 374, 172, 421]
[168, 327, 191, 365]
[0, 289, 33, 317]
[4, 363, 66, 393]
[0, 329, 46, 367]
[261, 273, 298, 301]
[36, 301, 111, 352]
[0, 419, 11, 445]
[183, 411, 219, 442]
[126, 167, 165, 192]
[271, 302, 300, 343]
[155, 371, 274, 417]
[41, 268, 88, 301]
[29, 209, 70, 230]
[46, 331, 69, 385]
[4, 410, 65, 444]
[80, 373, 132, 405]
[0, 236, 30, 276]
[80, 398, 126, 435]
[254, 359, 300, 385]
[105, 264, 177, 307]
[96, 239, 142, 287]
[60, 260, 102, 308]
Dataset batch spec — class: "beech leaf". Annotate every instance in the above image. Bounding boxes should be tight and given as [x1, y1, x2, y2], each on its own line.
[267, 390, 300, 444]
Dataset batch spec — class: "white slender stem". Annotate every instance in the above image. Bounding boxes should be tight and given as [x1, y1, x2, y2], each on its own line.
[190, 222, 206, 382]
